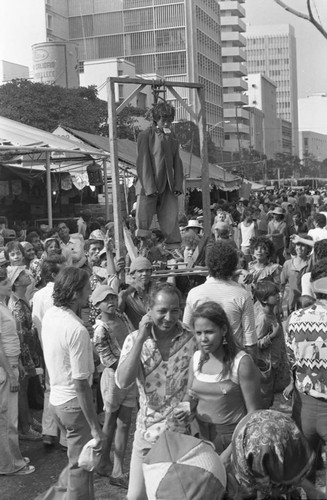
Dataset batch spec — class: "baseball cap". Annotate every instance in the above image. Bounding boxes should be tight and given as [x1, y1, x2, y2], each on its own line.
[89, 230, 105, 242]
[130, 256, 152, 274]
[91, 285, 117, 305]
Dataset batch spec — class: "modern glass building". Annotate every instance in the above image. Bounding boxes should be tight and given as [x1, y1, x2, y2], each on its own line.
[46, 0, 224, 146]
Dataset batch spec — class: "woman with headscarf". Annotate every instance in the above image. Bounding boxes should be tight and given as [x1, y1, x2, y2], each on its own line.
[230, 409, 325, 499]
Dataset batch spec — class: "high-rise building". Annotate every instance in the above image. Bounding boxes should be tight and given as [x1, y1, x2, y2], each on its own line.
[246, 24, 299, 155]
[219, 0, 249, 153]
[45, 0, 224, 147]
[245, 73, 280, 159]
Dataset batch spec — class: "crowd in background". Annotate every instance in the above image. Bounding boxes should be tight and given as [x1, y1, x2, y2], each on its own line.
[1, 187, 327, 499]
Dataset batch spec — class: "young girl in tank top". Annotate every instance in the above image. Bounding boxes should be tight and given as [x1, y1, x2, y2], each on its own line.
[177, 301, 261, 466]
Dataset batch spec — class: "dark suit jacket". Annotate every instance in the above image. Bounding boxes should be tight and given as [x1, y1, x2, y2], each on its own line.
[135, 126, 184, 196]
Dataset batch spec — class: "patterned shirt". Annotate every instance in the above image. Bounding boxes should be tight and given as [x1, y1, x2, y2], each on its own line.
[286, 300, 327, 399]
[93, 312, 133, 369]
[117, 321, 197, 444]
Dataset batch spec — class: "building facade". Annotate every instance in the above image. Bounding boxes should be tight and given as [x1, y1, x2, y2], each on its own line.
[45, 0, 224, 146]
[219, 0, 249, 153]
[0, 60, 29, 84]
[299, 130, 327, 163]
[245, 73, 280, 159]
[246, 24, 299, 155]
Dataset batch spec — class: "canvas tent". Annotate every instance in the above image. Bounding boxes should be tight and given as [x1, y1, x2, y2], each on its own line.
[0, 116, 108, 226]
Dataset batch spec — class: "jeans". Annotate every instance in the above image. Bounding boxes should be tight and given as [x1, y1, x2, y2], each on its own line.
[293, 391, 327, 481]
[197, 420, 237, 454]
[136, 187, 181, 248]
[42, 398, 93, 500]
[127, 430, 152, 500]
[0, 356, 26, 474]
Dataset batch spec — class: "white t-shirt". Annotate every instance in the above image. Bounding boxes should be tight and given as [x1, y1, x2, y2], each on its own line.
[32, 282, 54, 344]
[301, 272, 315, 299]
[42, 305, 94, 406]
[308, 227, 327, 242]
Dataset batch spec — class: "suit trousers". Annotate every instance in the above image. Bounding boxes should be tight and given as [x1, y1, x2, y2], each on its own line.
[136, 186, 181, 248]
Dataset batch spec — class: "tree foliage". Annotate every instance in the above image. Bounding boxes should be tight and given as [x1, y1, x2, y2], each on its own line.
[174, 120, 218, 164]
[0, 79, 108, 134]
[100, 105, 148, 140]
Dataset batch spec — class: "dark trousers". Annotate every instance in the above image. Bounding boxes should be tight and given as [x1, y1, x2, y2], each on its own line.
[136, 186, 181, 248]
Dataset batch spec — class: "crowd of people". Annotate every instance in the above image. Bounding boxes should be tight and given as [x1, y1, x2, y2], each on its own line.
[1, 186, 327, 499]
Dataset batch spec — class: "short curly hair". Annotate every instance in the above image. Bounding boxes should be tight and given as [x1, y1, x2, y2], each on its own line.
[310, 258, 327, 300]
[310, 258, 327, 283]
[151, 102, 175, 124]
[314, 213, 326, 228]
[314, 240, 327, 261]
[53, 267, 90, 308]
[206, 241, 238, 279]
[181, 232, 200, 251]
[250, 236, 275, 261]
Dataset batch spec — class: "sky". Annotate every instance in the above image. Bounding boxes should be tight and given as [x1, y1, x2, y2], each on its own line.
[0, 0, 326, 98]
[245, 0, 327, 98]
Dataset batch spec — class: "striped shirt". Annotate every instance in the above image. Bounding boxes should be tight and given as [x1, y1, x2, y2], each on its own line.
[183, 277, 257, 347]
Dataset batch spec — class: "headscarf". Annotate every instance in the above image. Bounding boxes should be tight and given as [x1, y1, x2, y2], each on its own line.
[231, 409, 314, 498]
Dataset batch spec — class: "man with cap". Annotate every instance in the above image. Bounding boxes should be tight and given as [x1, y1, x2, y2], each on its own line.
[286, 262, 327, 482]
[184, 219, 203, 237]
[119, 257, 153, 330]
[92, 285, 136, 489]
[85, 230, 105, 270]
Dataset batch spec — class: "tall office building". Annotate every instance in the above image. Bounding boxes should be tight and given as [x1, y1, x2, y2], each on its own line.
[45, 0, 224, 147]
[246, 24, 299, 155]
[245, 73, 279, 159]
[219, 0, 249, 153]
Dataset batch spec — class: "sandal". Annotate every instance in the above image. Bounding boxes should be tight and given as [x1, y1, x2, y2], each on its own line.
[8, 465, 35, 475]
[23, 457, 30, 464]
[109, 472, 129, 489]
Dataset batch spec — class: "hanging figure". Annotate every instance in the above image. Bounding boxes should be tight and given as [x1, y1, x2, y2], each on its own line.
[135, 101, 184, 249]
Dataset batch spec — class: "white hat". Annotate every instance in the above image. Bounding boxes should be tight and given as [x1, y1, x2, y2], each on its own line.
[185, 220, 202, 230]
